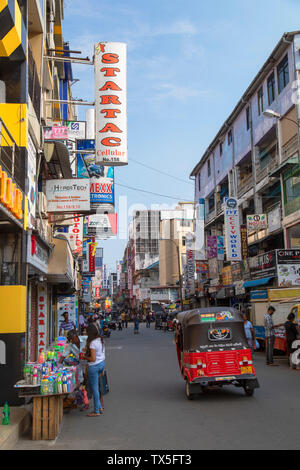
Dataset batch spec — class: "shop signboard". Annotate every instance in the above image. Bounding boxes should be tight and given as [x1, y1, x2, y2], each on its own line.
[268, 205, 281, 234]
[37, 284, 48, 355]
[57, 294, 78, 336]
[249, 250, 277, 280]
[90, 177, 114, 204]
[221, 266, 232, 286]
[43, 124, 68, 140]
[196, 261, 209, 274]
[247, 214, 267, 231]
[66, 214, 83, 254]
[88, 214, 118, 238]
[27, 234, 49, 274]
[208, 258, 220, 279]
[0, 165, 24, 224]
[27, 135, 36, 229]
[250, 290, 268, 300]
[240, 225, 248, 260]
[217, 236, 224, 260]
[81, 276, 91, 295]
[277, 249, 300, 287]
[224, 197, 242, 261]
[186, 232, 195, 295]
[94, 42, 128, 166]
[46, 179, 90, 213]
[207, 235, 217, 259]
[195, 198, 206, 260]
[231, 261, 243, 283]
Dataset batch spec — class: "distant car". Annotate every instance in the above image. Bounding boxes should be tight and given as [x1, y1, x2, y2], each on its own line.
[88, 164, 105, 178]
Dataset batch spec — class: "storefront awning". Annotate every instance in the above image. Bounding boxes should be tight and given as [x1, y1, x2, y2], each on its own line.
[44, 141, 72, 179]
[270, 156, 298, 177]
[243, 276, 275, 288]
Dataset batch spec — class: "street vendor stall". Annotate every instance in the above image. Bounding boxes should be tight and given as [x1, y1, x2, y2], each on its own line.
[14, 338, 81, 440]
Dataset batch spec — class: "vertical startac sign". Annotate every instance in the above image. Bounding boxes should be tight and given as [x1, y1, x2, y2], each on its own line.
[94, 42, 128, 166]
[224, 197, 242, 261]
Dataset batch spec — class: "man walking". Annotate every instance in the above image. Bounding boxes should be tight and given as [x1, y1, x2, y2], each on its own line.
[264, 306, 278, 366]
[146, 312, 151, 328]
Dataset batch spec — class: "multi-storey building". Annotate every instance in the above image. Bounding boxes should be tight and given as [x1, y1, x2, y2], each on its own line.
[190, 31, 300, 313]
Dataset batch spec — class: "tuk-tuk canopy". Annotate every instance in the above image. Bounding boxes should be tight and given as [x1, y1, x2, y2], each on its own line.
[176, 307, 243, 326]
[176, 308, 248, 352]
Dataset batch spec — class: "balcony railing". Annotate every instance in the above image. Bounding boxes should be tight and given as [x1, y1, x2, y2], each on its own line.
[237, 174, 253, 198]
[256, 154, 279, 183]
[28, 44, 41, 122]
[0, 118, 23, 189]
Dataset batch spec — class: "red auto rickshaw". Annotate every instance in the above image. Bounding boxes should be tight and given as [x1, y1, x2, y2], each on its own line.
[175, 308, 259, 399]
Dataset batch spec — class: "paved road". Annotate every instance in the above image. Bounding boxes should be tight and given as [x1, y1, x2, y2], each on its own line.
[15, 323, 300, 450]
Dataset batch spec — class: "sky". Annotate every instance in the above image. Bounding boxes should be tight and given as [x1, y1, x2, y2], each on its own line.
[62, 0, 300, 272]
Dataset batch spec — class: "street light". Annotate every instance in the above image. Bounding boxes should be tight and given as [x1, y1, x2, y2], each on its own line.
[263, 109, 281, 119]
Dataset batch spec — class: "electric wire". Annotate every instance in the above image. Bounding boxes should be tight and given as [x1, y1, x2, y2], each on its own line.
[130, 158, 193, 186]
[115, 180, 194, 202]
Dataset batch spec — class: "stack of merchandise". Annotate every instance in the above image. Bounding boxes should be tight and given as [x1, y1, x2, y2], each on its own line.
[15, 338, 80, 396]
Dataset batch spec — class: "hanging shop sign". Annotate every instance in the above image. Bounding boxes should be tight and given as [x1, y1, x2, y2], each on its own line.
[240, 225, 248, 260]
[277, 249, 300, 287]
[207, 235, 218, 259]
[217, 235, 224, 260]
[231, 261, 243, 283]
[90, 177, 114, 204]
[195, 198, 206, 260]
[27, 234, 49, 274]
[44, 122, 86, 141]
[94, 42, 128, 166]
[268, 206, 281, 234]
[224, 197, 242, 261]
[247, 214, 267, 231]
[88, 214, 117, 238]
[27, 135, 36, 230]
[0, 165, 24, 222]
[221, 266, 232, 286]
[249, 250, 277, 280]
[186, 232, 195, 295]
[43, 124, 68, 140]
[37, 284, 48, 355]
[46, 179, 90, 213]
[64, 214, 83, 254]
[196, 261, 209, 274]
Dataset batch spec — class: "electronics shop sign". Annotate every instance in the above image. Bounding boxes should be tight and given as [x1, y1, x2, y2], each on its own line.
[249, 250, 277, 280]
[46, 179, 90, 212]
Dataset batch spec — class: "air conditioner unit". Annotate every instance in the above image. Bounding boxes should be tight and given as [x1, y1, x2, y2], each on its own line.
[216, 185, 221, 193]
[242, 200, 249, 210]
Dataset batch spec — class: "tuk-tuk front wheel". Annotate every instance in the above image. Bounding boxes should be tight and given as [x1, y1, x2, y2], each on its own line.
[185, 380, 194, 400]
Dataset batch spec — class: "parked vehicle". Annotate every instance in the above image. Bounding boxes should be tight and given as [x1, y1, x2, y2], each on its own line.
[102, 324, 111, 338]
[155, 313, 162, 330]
[175, 308, 259, 400]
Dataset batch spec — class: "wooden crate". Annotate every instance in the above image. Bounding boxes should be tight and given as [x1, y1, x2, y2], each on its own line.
[32, 395, 64, 440]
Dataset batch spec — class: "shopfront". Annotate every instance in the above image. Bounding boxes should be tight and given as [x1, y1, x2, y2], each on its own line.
[0, 168, 27, 405]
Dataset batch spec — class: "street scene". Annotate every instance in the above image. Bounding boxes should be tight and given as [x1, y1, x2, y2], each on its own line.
[0, 0, 300, 455]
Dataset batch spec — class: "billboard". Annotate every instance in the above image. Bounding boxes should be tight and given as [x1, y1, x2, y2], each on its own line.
[94, 42, 128, 166]
[43, 121, 86, 141]
[88, 214, 117, 238]
[46, 179, 90, 213]
[247, 214, 267, 231]
[277, 250, 300, 287]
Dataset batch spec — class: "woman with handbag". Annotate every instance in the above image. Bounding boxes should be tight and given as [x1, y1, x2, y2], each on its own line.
[83, 323, 106, 417]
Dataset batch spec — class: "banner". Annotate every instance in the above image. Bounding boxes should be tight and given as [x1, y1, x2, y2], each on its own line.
[46, 179, 90, 212]
[277, 250, 300, 287]
[185, 232, 195, 295]
[207, 236, 217, 259]
[88, 214, 117, 238]
[224, 197, 242, 261]
[67, 214, 83, 254]
[217, 236, 224, 260]
[240, 225, 248, 260]
[94, 42, 128, 166]
[37, 284, 48, 355]
[195, 198, 205, 260]
[90, 177, 114, 204]
[44, 122, 86, 141]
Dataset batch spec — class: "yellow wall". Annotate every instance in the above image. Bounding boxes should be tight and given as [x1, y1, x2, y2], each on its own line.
[0, 285, 27, 333]
[0, 104, 28, 149]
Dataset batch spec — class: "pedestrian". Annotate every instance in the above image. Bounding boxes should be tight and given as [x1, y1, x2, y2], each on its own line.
[161, 311, 168, 332]
[284, 313, 300, 369]
[146, 312, 151, 328]
[79, 313, 87, 335]
[83, 323, 105, 417]
[264, 306, 278, 366]
[134, 314, 139, 334]
[242, 314, 256, 355]
[121, 311, 126, 328]
[125, 312, 129, 328]
[118, 314, 122, 331]
[59, 312, 76, 337]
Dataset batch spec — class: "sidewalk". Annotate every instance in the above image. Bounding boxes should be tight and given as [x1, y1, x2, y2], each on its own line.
[0, 406, 31, 450]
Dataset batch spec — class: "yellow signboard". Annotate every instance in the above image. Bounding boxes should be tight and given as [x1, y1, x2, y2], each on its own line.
[269, 288, 300, 301]
[0, 165, 23, 221]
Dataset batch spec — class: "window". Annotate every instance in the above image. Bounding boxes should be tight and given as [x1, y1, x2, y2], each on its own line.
[208, 195, 215, 213]
[228, 130, 232, 145]
[267, 72, 275, 104]
[246, 107, 250, 130]
[277, 54, 289, 94]
[220, 142, 223, 156]
[207, 159, 211, 177]
[198, 173, 201, 191]
[257, 86, 264, 115]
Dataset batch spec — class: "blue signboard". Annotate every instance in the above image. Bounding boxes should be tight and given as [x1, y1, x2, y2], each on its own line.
[250, 290, 268, 300]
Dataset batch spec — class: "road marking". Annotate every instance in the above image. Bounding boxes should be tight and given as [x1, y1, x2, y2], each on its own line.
[107, 346, 123, 350]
